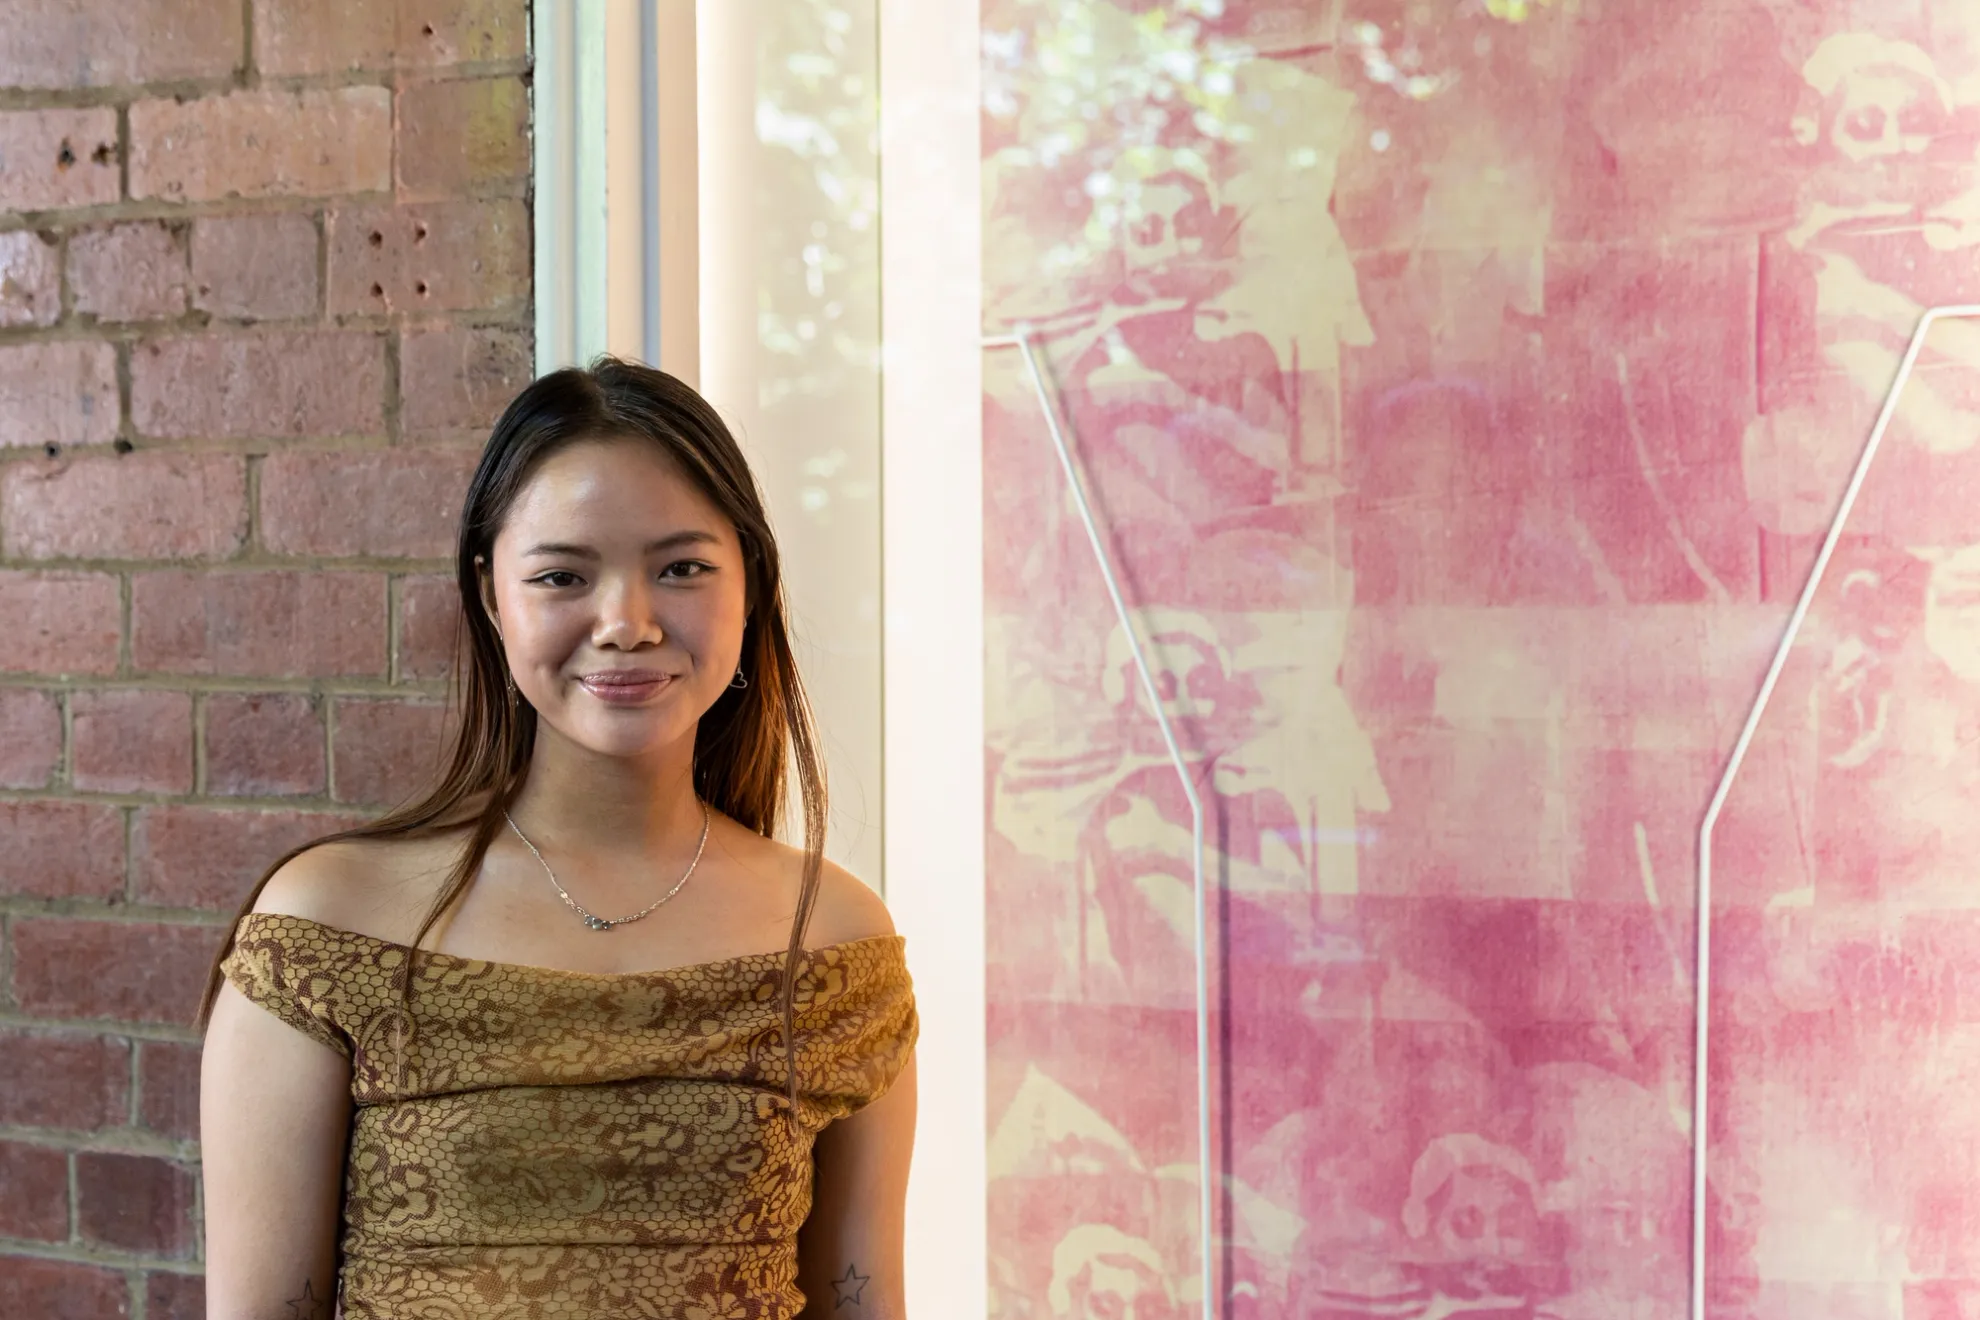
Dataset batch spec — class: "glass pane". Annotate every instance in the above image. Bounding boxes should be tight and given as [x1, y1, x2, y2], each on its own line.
[979, 1, 1980, 1316]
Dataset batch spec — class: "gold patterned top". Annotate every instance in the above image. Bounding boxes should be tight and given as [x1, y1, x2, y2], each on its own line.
[218, 911, 918, 1320]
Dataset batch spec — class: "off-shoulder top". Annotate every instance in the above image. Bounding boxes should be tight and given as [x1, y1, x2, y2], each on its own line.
[218, 911, 917, 1320]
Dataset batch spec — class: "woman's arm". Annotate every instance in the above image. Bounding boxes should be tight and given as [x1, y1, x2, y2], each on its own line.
[201, 979, 353, 1319]
[200, 855, 358, 1320]
[794, 1052, 918, 1320]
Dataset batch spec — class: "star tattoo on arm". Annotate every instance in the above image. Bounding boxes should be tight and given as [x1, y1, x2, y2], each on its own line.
[284, 1277, 334, 1320]
[830, 1262, 870, 1309]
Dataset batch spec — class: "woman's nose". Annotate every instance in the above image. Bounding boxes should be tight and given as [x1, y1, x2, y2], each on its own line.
[592, 576, 663, 646]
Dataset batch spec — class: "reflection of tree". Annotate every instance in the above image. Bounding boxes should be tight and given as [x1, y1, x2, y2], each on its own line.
[755, 0, 878, 411]
[984, 0, 1251, 278]
[985, 0, 1371, 493]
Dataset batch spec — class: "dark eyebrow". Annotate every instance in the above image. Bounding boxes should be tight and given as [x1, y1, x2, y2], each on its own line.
[520, 531, 721, 560]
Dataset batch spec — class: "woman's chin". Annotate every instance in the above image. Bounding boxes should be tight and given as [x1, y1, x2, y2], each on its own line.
[547, 714, 696, 761]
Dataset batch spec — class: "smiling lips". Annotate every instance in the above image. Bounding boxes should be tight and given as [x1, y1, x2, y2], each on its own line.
[578, 670, 673, 704]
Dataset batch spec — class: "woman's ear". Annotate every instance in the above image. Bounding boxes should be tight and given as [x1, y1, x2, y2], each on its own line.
[474, 554, 502, 638]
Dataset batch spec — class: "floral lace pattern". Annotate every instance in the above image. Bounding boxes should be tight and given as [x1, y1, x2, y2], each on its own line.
[219, 912, 917, 1319]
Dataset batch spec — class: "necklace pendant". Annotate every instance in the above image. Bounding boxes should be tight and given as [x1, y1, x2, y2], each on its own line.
[507, 800, 710, 940]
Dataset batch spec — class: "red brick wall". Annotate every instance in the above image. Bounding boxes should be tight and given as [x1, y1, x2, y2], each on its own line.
[0, 3, 531, 1313]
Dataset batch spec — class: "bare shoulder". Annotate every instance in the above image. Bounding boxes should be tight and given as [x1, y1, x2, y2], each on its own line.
[805, 852, 896, 949]
[250, 828, 466, 941]
[709, 816, 895, 949]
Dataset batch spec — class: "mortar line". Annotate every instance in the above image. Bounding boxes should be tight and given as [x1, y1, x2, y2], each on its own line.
[117, 574, 132, 678]
[386, 575, 402, 685]
[122, 803, 136, 904]
[240, 0, 256, 87]
[190, 690, 208, 796]
[56, 688, 73, 790]
[128, 1032, 142, 1128]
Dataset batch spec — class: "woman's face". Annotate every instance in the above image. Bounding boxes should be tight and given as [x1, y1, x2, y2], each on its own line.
[477, 437, 750, 761]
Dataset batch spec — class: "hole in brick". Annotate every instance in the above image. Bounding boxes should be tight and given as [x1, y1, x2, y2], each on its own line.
[368, 230, 383, 247]
[415, 281, 429, 297]
[414, 225, 428, 243]
[370, 282, 385, 298]
[56, 140, 75, 170]
[90, 142, 114, 166]
[422, 22, 436, 35]
[44, 442, 60, 458]
[113, 438, 133, 454]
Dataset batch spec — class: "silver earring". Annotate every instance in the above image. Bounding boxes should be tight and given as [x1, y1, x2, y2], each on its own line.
[730, 667, 748, 690]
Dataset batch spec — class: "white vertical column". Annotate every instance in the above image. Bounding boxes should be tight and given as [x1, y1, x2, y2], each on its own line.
[531, 0, 611, 372]
[570, 0, 610, 362]
[534, 0, 683, 373]
[692, 0, 760, 443]
[602, 0, 645, 360]
[879, 0, 987, 1313]
[652, 0, 700, 385]
[531, 0, 578, 373]
[638, 0, 663, 369]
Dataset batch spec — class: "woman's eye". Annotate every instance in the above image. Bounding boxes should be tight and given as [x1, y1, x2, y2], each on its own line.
[532, 571, 582, 588]
[661, 561, 712, 579]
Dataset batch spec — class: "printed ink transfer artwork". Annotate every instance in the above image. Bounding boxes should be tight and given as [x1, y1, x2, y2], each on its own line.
[978, 1, 1980, 1315]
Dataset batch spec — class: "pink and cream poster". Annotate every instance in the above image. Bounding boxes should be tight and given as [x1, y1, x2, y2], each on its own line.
[977, 1, 1980, 1315]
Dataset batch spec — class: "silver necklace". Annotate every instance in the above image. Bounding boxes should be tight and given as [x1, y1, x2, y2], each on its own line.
[503, 800, 711, 931]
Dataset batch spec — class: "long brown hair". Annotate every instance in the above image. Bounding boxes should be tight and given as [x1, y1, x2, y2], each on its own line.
[193, 356, 829, 1115]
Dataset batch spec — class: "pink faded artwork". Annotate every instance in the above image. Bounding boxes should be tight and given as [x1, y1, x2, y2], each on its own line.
[979, 1, 1980, 1317]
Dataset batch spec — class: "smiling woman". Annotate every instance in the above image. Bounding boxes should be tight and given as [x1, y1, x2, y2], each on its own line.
[476, 435, 752, 764]
[194, 357, 918, 1320]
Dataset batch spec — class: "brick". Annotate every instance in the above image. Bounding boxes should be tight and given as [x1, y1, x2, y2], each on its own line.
[0, 1258, 127, 1320]
[0, 688, 61, 788]
[0, 1028, 131, 1130]
[402, 0, 528, 67]
[204, 692, 326, 796]
[72, 688, 193, 793]
[261, 446, 477, 558]
[130, 88, 391, 203]
[134, 805, 365, 909]
[327, 197, 527, 315]
[145, 1272, 205, 1320]
[0, 1140, 68, 1242]
[133, 569, 386, 677]
[75, 1151, 195, 1255]
[332, 697, 453, 807]
[253, 0, 393, 75]
[398, 573, 461, 680]
[0, 0, 242, 90]
[254, 0, 524, 75]
[138, 1041, 200, 1142]
[69, 221, 189, 322]
[0, 108, 120, 212]
[398, 76, 529, 198]
[11, 918, 220, 1025]
[0, 572, 121, 676]
[0, 801, 125, 901]
[0, 229, 60, 328]
[399, 322, 529, 438]
[0, 340, 119, 449]
[132, 330, 385, 440]
[2, 451, 247, 560]
[190, 211, 318, 320]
